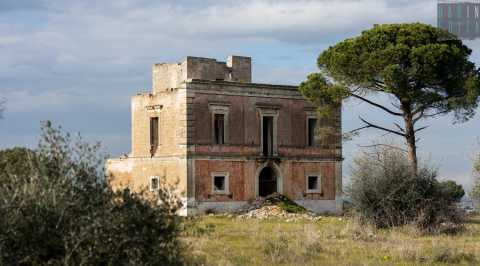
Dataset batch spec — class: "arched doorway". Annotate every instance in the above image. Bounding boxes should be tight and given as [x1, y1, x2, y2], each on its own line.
[258, 166, 277, 197]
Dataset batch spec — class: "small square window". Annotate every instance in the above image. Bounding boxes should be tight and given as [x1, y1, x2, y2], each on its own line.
[214, 176, 225, 191]
[307, 175, 321, 193]
[212, 172, 229, 194]
[150, 176, 159, 191]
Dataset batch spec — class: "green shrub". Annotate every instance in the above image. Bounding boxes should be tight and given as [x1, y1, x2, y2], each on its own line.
[0, 147, 38, 183]
[347, 146, 465, 232]
[0, 122, 187, 265]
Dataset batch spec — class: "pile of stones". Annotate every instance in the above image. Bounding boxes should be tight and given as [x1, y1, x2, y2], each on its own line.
[237, 205, 322, 222]
[235, 194, 323, 222]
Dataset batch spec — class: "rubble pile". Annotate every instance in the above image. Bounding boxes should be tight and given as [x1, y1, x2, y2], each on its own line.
[236, 193, 322, 221]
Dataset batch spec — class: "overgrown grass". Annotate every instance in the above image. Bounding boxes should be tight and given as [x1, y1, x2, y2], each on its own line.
[182, 215, 480, 266]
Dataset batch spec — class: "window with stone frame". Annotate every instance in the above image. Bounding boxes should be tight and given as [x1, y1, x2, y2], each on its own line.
[257, 107, 279, 157]
[209, 104, 230, 145]
[306, 175, 321, 193]
[212, 172, 229, 194]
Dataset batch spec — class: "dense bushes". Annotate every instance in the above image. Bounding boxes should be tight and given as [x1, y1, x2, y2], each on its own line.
[347, 146, 465, 232]
[0, 122, 186, 265]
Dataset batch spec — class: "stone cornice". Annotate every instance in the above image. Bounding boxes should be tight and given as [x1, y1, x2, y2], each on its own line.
[185, 79, 306, 100]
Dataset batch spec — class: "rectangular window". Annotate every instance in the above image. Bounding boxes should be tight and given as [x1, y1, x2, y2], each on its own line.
[262, 116, 273, 156]
[307, 175, 321, 193]
[150, 117, 159, 154]
[307, 118, 317, 147]
[214, 114, 225, 145]
[214, 175, 226, 192]
[212, 172, 229, 194]
[150, 176, 159, 191]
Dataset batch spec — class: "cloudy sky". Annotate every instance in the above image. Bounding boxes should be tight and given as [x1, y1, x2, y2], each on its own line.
[1, 0, 479, 189]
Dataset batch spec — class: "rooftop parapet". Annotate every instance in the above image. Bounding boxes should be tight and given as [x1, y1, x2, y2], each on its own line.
[152, 55, 251, 93]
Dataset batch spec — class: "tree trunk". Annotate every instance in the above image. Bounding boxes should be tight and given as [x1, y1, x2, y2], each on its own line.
[403, 109, 418, 175]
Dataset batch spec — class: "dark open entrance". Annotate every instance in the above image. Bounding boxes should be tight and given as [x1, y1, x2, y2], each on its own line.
[262, 116, 273, 156]
[258, 166, 277, 197]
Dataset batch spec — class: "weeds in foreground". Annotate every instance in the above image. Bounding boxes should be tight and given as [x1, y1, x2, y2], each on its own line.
[184, 215, 480, 266]
[262, 235, 290, 264]
[430, 246, 477, 264]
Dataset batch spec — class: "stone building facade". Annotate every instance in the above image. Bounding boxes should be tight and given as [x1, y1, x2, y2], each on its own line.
[106, 55, 343, 215]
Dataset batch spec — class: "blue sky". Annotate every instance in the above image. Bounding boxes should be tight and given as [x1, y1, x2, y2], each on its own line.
[0, 0, 479, 189]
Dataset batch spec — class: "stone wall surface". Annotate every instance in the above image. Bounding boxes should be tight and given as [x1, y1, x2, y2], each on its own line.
[106, 157, 187, 196]
[152, 56, 252, 94]
[131, 88, 187, 157]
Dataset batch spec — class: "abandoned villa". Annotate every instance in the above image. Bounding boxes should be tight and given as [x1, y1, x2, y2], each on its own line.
[106, 55, 343, 215]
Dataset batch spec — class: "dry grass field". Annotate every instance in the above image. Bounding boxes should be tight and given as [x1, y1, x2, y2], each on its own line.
[182, 215, 480, 266]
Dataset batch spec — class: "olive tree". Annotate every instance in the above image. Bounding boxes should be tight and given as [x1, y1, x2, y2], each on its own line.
[348, 145, 465, 232]
[300, 23, 480, 173]
[0, 122, 187, 265]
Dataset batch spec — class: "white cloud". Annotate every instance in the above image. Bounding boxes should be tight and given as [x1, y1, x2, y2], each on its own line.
[34, 0, 437, 46]
[1, 0, 478, 187]
[175, 0, 435, 42]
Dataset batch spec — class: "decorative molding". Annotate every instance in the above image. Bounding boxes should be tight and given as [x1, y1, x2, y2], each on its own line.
[208, 102, 232, 108]
[258, 108, 279, 156]
[146, 105, 163, 113]
[255, 103, 282, 110]
[209, 104, 230, 144]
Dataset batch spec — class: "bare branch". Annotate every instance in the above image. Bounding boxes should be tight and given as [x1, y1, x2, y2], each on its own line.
[393, 123, 405, 132]
[349, 93, 403, 116]
[414, 126, 429, 133]
[423, 110, 449, 118]
[347, 125, 370, 135]
[357, 143, 408, 153]
[413, 109, 425, 124]
[359, 116, 406, 137]
[391, 101, 401, 110]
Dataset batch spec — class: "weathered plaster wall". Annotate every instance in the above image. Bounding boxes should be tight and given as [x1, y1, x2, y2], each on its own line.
[106, 157, 187, 196]
[131, 88, 188, 157]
